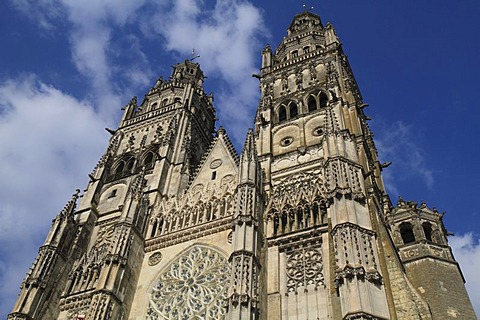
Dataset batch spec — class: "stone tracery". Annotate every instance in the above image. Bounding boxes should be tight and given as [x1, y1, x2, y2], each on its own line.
[147, 246, 230, 320]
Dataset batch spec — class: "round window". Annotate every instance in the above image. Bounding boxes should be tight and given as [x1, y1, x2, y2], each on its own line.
[312, 127, 324, 136]
[280, 136, 294, 147]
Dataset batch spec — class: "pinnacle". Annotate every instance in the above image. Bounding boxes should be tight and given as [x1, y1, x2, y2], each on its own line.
[59, 189, 80, 218]
[240, 129, 256, 162]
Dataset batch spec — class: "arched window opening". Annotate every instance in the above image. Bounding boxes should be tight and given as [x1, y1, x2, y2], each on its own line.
[400, 223, 416, 244]
[423, 222, 433, 241]
[289, 102, 298, 118]
[273, 215, 279, 236]
[291, 50, 298, 58]
[161, 98, 168, 106]
[303, 46, 310, 54]
[312, 203, 319, 225]
[279, 105, 287, 122]
[320, 93, 328, 108]
[114, 162, 125, 179]
[126, 159, 135, 174]
[144, 152, 154, 169]
[174, 97, 182, 103]
[308, 96, 317, 112]
[151, 220, 158, 238]
[151, 102, 158, 110]
[281, 212, 287, 234]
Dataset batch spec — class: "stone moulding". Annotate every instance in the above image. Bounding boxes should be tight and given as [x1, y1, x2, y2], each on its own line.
[334, 265, 383, 287]
[145, 217, 231, 252]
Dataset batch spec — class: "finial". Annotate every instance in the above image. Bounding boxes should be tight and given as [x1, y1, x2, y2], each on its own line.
[217, 126, 226, 136]
[190, 48, 200, 61]
[302, 1, 314, 11]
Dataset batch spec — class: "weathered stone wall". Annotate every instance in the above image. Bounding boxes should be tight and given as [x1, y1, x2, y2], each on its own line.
[404, 258, 477, 319]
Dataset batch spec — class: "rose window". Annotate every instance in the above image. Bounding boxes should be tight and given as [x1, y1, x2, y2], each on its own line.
[147, 246, 230, 319]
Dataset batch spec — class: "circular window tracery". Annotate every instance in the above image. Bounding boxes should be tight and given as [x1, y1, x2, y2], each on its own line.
[147, 246, 230, 320]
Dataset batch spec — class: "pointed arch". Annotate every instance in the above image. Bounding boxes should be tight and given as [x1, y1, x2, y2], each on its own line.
[422, 222, 433, 241]
[400, 222, 415, 244]
[143, 151, 155, 170]
[126, 158, 135, 174]
[279, 105, 287, 122]
[308, 95, 317, 112]
[319, 92, 328, 108]
[289, 102, 298, 118]
[114, 161, 125, 179]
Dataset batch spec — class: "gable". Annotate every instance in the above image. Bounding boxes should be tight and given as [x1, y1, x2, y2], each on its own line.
[188, 131, 239, 194]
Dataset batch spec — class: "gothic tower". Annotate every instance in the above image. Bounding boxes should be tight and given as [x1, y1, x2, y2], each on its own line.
[9, 10, 476, 320]
[255, 11, 475, 320]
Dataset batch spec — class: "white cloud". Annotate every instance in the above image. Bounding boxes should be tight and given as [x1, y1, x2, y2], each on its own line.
[145, 0, 267, 145]
[449, 233, 480, 316]
[0, 76, 109, 316]
[374, 120, 434, 196]
[9, 0, 155, 119]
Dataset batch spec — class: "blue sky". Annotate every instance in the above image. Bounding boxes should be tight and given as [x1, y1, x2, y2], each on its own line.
[0, 0, 479, 317]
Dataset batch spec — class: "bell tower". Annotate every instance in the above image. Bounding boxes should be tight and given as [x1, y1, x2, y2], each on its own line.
[257, 11, 390, 319]
[386, 199, 477, 319]
[9, 60, 216, 319]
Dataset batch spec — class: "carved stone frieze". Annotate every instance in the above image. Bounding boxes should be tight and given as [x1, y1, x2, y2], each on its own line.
[149, 175, 237, 239]
[267, 169, 325, 214]
[148, 252, 162, 266]
[399, 243, 453, 262]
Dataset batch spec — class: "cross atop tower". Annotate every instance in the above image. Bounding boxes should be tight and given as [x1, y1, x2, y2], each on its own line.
[302, 0, 314, 11]
[190, 48, 200, 61]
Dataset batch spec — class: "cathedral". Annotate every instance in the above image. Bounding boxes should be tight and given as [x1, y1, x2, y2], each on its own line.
[9, 10, 476, 320]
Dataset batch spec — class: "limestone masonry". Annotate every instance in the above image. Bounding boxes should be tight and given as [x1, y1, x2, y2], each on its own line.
[9, 11, 477, 320]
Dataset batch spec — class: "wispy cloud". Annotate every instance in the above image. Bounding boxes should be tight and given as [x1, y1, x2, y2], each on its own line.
[449, 233, 480, 316]
[0, 76, 108, 315]
[144, 0, 267, 145]
[374, 120, 434, 196]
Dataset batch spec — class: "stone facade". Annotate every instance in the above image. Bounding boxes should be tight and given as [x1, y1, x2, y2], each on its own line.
[9, 11, 476, 320]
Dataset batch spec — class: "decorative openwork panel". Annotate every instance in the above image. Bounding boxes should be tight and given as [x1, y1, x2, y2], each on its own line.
[286, 245, 325, 294]
[147, 246, 230, 319]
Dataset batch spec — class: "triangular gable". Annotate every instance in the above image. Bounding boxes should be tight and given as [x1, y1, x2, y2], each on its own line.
[188, 128, 239, 194]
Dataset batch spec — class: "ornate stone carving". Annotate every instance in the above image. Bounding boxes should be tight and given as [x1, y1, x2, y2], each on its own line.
[148, 252, 162, 266]
[209, 159, 222, 169]
[147, 246, 230, 319]
[286, 246, 325, 294]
